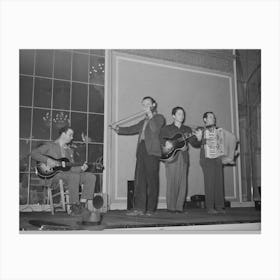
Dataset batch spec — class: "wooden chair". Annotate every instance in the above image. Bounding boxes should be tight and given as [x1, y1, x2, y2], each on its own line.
[42, 178, 85, 215]
[46, 179, 71, 215]
[30, 176, 70, 215]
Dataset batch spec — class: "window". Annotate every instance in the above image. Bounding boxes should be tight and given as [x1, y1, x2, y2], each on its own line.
[19, 49, 105, 205]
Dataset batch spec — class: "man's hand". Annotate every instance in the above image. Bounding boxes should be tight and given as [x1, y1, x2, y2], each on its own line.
[194, 129, 203, 141]
[81, 162, 88, 172]
[164, 140, 173, 151]
[109, 124, 119, 133]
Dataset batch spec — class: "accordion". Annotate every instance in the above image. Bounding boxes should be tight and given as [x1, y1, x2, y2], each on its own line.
[204, 128, 237, 164]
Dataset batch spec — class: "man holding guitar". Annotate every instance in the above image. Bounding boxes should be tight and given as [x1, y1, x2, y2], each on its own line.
[160, 107, 202, 213]
[31, 126, 96, 215]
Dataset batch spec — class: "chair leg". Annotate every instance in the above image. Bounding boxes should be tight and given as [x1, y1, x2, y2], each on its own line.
[48, 187, 54, 215]
[59, 179, 66, 212]
[65, 192, 71, 214]
[44, 187, 48, 204]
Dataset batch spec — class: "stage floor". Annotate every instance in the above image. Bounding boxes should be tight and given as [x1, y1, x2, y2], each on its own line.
[19, 207, 261, 232]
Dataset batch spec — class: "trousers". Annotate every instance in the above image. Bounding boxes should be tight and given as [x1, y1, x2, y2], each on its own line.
[53, 171, 96, 204]
[165, 153, 188, 211]
[134, 141, 160, 211]
[200, 158, 224, 209]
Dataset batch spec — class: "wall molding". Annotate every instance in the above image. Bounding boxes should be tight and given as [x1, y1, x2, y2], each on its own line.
[114, 49, 234, 74]
[107, 51, 240, 209]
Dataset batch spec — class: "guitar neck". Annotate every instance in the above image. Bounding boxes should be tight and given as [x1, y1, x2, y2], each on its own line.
[174, 131, 195, 143]
[61, 161, 96, 167]
[69, 162, 83, 167]
[183, 131, 193, 138]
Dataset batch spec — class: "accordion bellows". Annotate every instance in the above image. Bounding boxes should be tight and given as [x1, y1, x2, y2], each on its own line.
[204, 128, 237, 165]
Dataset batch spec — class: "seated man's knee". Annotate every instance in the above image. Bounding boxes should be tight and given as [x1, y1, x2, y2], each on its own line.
[87, 173, 96, 183]
[68, 172, 80, 182]
[82, 172, 96, 183]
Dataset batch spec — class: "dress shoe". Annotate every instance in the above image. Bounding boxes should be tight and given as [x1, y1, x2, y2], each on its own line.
[207, 208, 218, 214]
[70, 203, 85, 216]
[126, 209, 145, 216]
[216, 208, 226, 214]
[145, 211, 155, 216]
[176, 210, 188, 214]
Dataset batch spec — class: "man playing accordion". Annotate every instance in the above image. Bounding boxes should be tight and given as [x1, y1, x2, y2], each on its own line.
[197, 112, 237, 214]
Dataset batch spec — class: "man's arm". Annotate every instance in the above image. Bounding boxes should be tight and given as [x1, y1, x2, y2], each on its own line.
[117, 120, 144, 135]
[159, 126, 170, 146]
[189, 136, 202, 148]
[188, 128, 203, 148]
[31, 143, 51, 164]
[71, 165, 85, 173]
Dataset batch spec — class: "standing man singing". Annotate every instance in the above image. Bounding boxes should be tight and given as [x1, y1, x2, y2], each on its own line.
[110, 97, 165, 216]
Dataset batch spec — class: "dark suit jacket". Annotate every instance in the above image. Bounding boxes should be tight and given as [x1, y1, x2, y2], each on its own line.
[118, 114, 165, 157]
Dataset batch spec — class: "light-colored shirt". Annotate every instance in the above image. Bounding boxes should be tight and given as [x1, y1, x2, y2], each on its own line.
[139, 118, 149, 141]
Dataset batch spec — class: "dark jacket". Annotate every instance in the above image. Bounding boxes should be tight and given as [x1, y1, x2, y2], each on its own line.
[160, 123, 201, 163]
[118, 114, 165, 157]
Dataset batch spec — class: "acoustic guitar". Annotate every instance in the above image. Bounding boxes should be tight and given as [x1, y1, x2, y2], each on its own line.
[160, 132, 197, 162]
[35, 155, 104, 179]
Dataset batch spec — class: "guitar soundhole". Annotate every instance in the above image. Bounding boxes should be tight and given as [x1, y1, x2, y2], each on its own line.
[41, 164, 53, 174]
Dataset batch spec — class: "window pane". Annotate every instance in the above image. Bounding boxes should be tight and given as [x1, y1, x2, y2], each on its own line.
[71, 82, 88, 112]
[89, 85, 104, 113]
[88, 114, 104, 143]
[35, 50, 54, 78]
[88, 143, 103, 164]
[20, 107, 32, 138]
[20, 75, 33, 106]
[20, 139, 31, 172]
[34, 78, 52, 108]
[72, 142, 86, 163]
[51, 110, 70, 140]
[54, 51, 71, 80]
[58, 49, 72, 53]
[89, 56, 105, 85]
[94, 174, 103, 193]
[20, 49, 34, 75]
[53, 80, 70, 110]
[30, 140, 50, 170]
[74, 49, 89, 54]
[70, 112, 87, 142]
[72, 53, 89, 83]
[20, 173, 29, 204]
[32, 109, 51, 139]
[90, 49, 105, 56]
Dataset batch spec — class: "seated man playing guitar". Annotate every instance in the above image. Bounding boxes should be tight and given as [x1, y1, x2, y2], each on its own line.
[31, 126, 96, 215]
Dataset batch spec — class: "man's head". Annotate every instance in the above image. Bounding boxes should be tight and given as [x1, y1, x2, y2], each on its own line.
[203, 112, 216, 126]
[141, 96, 157, 113]
[59, 126, 74, 144]
[172, 106, 185, 123]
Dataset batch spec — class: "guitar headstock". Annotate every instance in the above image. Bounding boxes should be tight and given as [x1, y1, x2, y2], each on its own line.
[95, 156, 104, 172]
[95, 163, 104, 172]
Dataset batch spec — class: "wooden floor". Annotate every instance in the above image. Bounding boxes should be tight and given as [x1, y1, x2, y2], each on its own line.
[20, 207, 261, 232]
